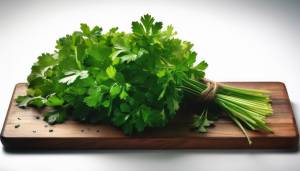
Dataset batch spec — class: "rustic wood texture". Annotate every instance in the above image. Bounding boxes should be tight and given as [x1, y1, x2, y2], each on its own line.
[1, 82, 299, 150]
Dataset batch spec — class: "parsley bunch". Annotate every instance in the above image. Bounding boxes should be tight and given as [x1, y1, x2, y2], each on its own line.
[17, 14, 272, 143]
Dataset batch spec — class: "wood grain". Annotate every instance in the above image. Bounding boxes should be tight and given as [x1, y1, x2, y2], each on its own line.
[1, 82, 299, 150]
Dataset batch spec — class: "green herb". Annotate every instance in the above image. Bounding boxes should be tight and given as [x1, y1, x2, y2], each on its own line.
[16, 14, 272, 143]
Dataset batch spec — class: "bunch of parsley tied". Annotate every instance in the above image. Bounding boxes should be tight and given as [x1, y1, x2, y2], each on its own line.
[16, 14, 272, 144]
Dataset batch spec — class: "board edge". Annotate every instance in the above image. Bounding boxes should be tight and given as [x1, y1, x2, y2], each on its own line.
[0, 83, 22, 147]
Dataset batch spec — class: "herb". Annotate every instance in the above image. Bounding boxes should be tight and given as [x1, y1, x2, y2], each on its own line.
[16, 14, 272, 143]
[44, 111, 66, 125]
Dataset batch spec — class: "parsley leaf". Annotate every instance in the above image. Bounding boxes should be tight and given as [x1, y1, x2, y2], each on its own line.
[106, 65, 116, 79]
[44, 110, 66, 125]
[192, 108, 214, 133]
[59, 70, 89, 85]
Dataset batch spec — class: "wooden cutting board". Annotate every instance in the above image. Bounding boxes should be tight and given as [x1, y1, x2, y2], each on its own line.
[1, 82, 299, 150]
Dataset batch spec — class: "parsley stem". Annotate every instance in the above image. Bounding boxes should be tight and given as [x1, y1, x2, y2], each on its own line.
[74, 46, 82, 70]
[181, 77, 272, 143]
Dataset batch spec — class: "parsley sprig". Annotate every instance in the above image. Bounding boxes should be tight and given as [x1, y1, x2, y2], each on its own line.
[16, 14, 272, 143]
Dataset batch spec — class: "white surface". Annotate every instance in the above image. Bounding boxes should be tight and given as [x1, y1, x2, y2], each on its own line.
[0, 0, 300, 170]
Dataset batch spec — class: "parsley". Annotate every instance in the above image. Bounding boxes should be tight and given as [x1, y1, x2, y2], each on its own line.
[16, 14, 272, 143]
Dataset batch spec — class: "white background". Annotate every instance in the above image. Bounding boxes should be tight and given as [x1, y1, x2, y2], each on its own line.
[0, 0, 300, 170]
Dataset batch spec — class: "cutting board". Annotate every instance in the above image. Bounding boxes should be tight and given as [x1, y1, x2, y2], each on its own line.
[1, 82, 299, 150]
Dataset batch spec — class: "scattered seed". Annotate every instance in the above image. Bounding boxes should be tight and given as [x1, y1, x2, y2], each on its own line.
[32, 130, 36, 133]
[17, 117, 21, 120]
[49, 129, 53, 132]
[81, 129, 84, 132]
[14, 124, 20, 128]
[44, 125, 48, 128]
[96, 129, 100, 133]
[35, 116, 40, 120]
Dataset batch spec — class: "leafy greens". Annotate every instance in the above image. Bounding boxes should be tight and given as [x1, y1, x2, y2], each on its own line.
[16, 14, 273, 143]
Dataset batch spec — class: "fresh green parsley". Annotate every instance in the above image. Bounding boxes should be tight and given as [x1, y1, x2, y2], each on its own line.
[16, 14, 272, 143]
